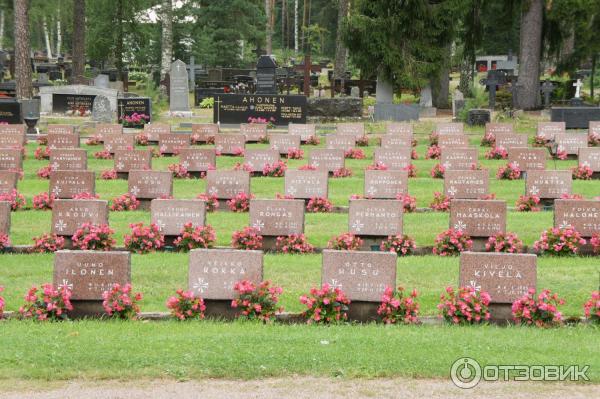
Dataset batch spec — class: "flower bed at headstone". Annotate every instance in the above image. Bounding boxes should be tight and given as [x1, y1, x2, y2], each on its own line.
[583, 291, 600, 324]
[496, 162, 521, 180]
[227, 192, 254, 212]
[366, 161, 388, 170]
[572, 165, 593, 180]
[429, 192, 450, 212]
[101, 169, 118, 180]
[404, 164, 418, 177]
[515, 195, 541, 212]
[0, 189, 25, 211]
[173, 223, 216, 251]
[438, 286, 491, 324]
[72, 223, 116, 251]
[19, 284, 72, 321]
[287, 147, 304, 159]
[124, 223, 165, 254]
[168, 163, 190, 179]
[592, 233, 600, 254]
[72, 192, 99, 200]
[396, 193, 417, 213]
[380, 234, 416, 256]
[135, 133, 149, 146]
[275, 234, 314, 254]
[34, 146, 50, 160]
[485, 146, 508, 160]
[533, 227, 586, 256]
[481, 132, 495, 147]
[102, 283, 143, 319]
[31, 233, 65, 253]
[512, 288, 565, 327]
[0, 286, 4, 319]
[94, 150, 113, 160]
[332, 167, 353, 178]
[485, 232, 523, 253]
[111, 193, 140, 211]
[356, 136, 369, 146]
[32, 192, 55, 210]
[306, 135, 320, 145]
[306, 197, 333, 213]
[262, 160, 287, 177]
[344, 148, 365, 159]
[166, 289, 206, 320]
[327, 233, 363, 251]
[196, 193, 219, 212]
[300, 283, 350, 324]
[377, 286, 419, 324]
[430, 163, 445, 178]
[425, 145, 441, 159]
[231, 227, 263, 250]
[432, 229, 473, 256]
[231, 280, 283, 322]
[36, 165, 52, 179]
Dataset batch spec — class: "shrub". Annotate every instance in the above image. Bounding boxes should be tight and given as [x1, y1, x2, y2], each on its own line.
[167, 163, 190, 178]
[485, 146, 508, 160]
[31, 233, 65, 253]
[433, 229, 473, 256]
[19, 283, 72, 321]
[512, 288, 565, 327]
[377, 286, 419, 324]
[396, 193, 417, 213]
[366, 161, 388, 170]
[438, 286, 491, 324]
[36, 165, 53, 179]
[583, 291, 600, 324]
[300, 284, 350, 324]
[174, 223, 216, 251]
[411, 149, 419, 160]
[102, 283, 143, 319]
[306, 197, 333, 213]
[94, 149, 112, 159]
[404, 164, 418, 178]
[430, 192, 450, 212]
[425, 145, 441, 159]
[33, 192, 55, 210]
[533, 227, 586, 256]
[262, 160, 287, 177]
[166, 289, 206, 320]
[227, 192, 254, 212]
[0, 233, 10, 251]
[356, 136, 369, 146]
[0, 286, 4, 319]
[34, 146, 50, 160]
[231, 280, 283, 322]
[135, 133, 149, 146]
[196, 193, 219, 212]
[515, 195, 541, 212]
[231, 227, 263, 250]
[0, 189, 26, 211]
[560, 193, 584, 200]
[344, 148, 365, 159]
[199, 97, 214, 108]
[72, 192, 99, 200]
[481, 131, 495, 147]
[124, 223, 165, 254]
[101, 169, 118, 180]
[287, 147, 304, 159]
[380, 234, 416, 256]
[306, 135, 320, 145]
[332, 167, 353, 178]
[430, 163, 445, 178]
[111, 193, 140, 211]
[496, 162, 521, 180]
[72, 223, 116, 251]
[275, 234, 314, 254]
[591, 233, 600, 254]
[485, 232, 523, 253]
[328, 233, 363, 250]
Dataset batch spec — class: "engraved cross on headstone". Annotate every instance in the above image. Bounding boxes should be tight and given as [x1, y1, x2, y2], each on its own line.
[573, 79, 583, 98]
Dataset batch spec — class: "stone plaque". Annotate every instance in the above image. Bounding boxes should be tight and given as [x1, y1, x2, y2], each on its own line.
[579, 147, 600, 171]
[322, 250, 397, 302]
[554, 199, 600, 237]
[0, 149, 23, 170]
[495, 133, 528, 150]
[440, 148, 478, 170]
[373, 148, 411, 170]
[159, 133, 191, 155]
[249, 199, 305, 236]
[206, 170, 250, 199]
[178, 149, 216, 172]
[215, 134, 246, 155]
[191, 123, 218, 142]
[51, 199, 109, 236]
[364, 170, 408, 199]
[485, 123, 514, 136]
[0, 132, 26, 148]
[526, 170, 572, 199]
[590, 121, 600, 137]
[169, 59, 190, 112]
[380, 134, 412, 149]
[459, 252, 536, 304]
[103, 134, 134, 153]
[240, 123, 267, 142]
[385, 123, 413, 135]
[117, 97, 152, 126]
[436, 123, 463, 135]
[326, 134, 356, 151]
[49, 149, 87, 171]
[114, 150, 152, 172]
[438, 134, 470, 148]
[214, 94, 307, 126]
[537, 122, 565, 140]
[309, 149, 345, 172]
[284, 170, 329, 199]
[47, 124, 75, 135]
[289, 123, 316, 141]
[151, 199, 207, 236]
[554, 133, 588, 155]
[49, 171, 95, 199]
[53, 250, 131, 300]
[450, 200, 507, 237]
[270, 133, 301, 154]
[188, 249, 263, 300]
[508, 148, 546, 171]
[128, 170, 173, 199]
[0, 201, 11, 234]
[444, 170, 489, 199]
[348, 199, 403, 236]
[91, 95, 113, 123]
[244, 149, 280, 172]
[0, 124, 26, 135]
[0, 171, 18, 194]
[47, 132, 80, 150]
[144, 123, 170, 142]
[95, 123, 122, 141]
[336, 123, 364, 139]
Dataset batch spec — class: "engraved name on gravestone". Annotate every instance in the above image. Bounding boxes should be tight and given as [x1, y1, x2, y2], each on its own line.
[590, 121, 600, 138]
[47, 132, 80, 150]
[309, 149, 345, 172]
[51, 200, 109, 236]
[244, 149, 280, 172]
[380, 134, 413, 148]
[322, 250, 397, 302]
[485, 123, 514, 137]
[270, 133, 301, 154]
[459, 252, 536, 303]
[436, 123, 463, 135]
[151, 199, 207, 236]
[554, 199, 600, 237]
[47, 125, 75, 135]
[0, 124, 26, 135]
[373, 148, 411, 170]
[214, 134, 246, 155]
[508, 148, 546, 171]
[326, 134, 356, 151]
[495, 133, 528, 150]
[288, 123, 316, 141]
[438, 134, 470, 148]
[450, 200, 507, 237]
[249, 199, 305, 236]
[0, 201, 11, 234]
[191, 123, 218, 143]
[178, 149, 216, 172]
[188, 249, 263, 299]
[103, 134, 134, 153]
[284, 169, 329, 199]
[144, 123, 170, 142]
[440, 148, 478, 170]
[363, 170, 408, 199]
[554, 133, 588, 155]
[169, 60, 190, 112]
[444, 170, 489, 199]
[336, 123, 364, 139]
[49, 149, 87, 171]
[49, 171, 95, 199]
[240, 123, 267, 142]
[54, 251, 131, 300]
[0, 149, 23, 170]
[158, 133, 191, 155]
[114, 150, 152, 173]
[385, 123, 413, 135]
[348, 199, 403, 236]
[95, 123, 122, 141]
[526, 170, 572, 199]
[0, 132, 26, 147]
[579, 147, 600, 171]
[128, 171, 173, 199]
[205, 170, 250, 199]
[0, 171, 18, 194]
[537, 122, 565, 141]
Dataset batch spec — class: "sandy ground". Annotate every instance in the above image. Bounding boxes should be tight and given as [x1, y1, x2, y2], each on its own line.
[0, 377, 598, 399]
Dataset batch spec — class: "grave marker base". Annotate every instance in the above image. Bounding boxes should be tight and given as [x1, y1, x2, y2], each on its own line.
[203, 300, 238, 320]
[488, 304, 513, 325]
[357, 236, 386, 251]
[68, 300, 105, 318]
[116, 172, 129, 179]
[136, 199, 152, 211]
[347, 302, 380, 322]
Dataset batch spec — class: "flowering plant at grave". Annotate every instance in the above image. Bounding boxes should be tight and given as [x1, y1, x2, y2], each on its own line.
[560, 193, 584, 200]
[328, 232, 363, 251]
[433, 229, 473, 256]
[356, 136, 369, 147]
[515, 195, 541, 212]
[71, 223, 116, 251]
[591, 233, 600, 254]
[512, 288, 565, 327]
[262, 160, 288, 177]
[19, 283, 73, 321]
[174, 223, 216, 252]
[533, 134, 550, 147]
[425, 145, 442, 160]
[0, 233, 10, 251]
[101, 169, 118, 180]
[430, 163, 445, 178]
[167, 163, 191, 179]
[94, 149, 113, 160]
[85, 135, 102, 146]
[110, 193, 140, 211]
[429, 192, 450, 212]
[36, 165, 53, 179]
[300, 283, 350, 324]
[191, 133, 215, 145]
[258, 135, 269, 144]
[429, 131, 439, 145]
[306, 135, 320, 145]
[438, 286, 491, 325]
[124, 223, 164, 254]
[233, 162, 253, 172]
[275, 234, 315, 254]
[0, 189, 26, 211]
[396, 193, 417, 213]
[496, 162, 521, 180]
[151, 147, 162, 158]
[344, 148, 366, 159]
[589, 132, 600, 146]
[72, 192, 100, 200]
[409, 149, 419, 160]
[36, 135, 48, 145]
[227, 192, 254, 212]
[380, 234, 417, 256]
[366, 161, 388, 171]
[404, 164, 418, 178]
[299, 164, 317, 171]
[102, 283, 143, 319]
[485, 232, 524, 253]
[0, 286, 4, 319]
[533, 227, 586, 256]
[583, 291, 600, 324]
[231, 280, 284, 322]
[31, 233, 65, 253]
[275, 193, 294, 200]
[34, 146, 51, 160]
[572, 165, 593, 180]
[485, 146, 509, 160]
[306, 197, 333, 213]
[229, 147, 245, 157]
[286, 147, 304, 160]
[553, 148, 568, 160]
[481, 131, 496, 147]
[135, 133, 149, 146]
[121, 113, 150, 128]
[479, 193, 497, 200]
[231, 227, 263, 250]
[377, 286, 420, 324]
[196, 193, 219, 212]
[32, 192, 55, 210]
[333, 167, 353, 178]
[166, 289, 206, 320]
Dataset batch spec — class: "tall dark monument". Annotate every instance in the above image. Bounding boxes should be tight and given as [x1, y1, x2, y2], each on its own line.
[255, 55, 277, 95]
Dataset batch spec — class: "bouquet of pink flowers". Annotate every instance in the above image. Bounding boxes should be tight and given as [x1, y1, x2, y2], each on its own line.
[438, 286, 491, 324]
[433, 229, 473, 256]
[102, 283, 143, 319]
[512, 288, 564, 327]
[124, 223, 165, 254]
[71, 223, 116, 251]
[19, 283, 73, 321]
[275, 234, 314, 254]
[231, 227, 263, 250]
[173, 223, 216, 252]
[231, 280, 283, 322]
[300, 283, 350, 324]
[166, 289, 206, 320]
[377, 286, 419, 324]
[533, 227, 586, 256]
[328, 232, 363, 251]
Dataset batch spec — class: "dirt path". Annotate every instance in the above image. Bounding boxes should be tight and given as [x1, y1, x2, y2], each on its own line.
[0, 377, 598, 399]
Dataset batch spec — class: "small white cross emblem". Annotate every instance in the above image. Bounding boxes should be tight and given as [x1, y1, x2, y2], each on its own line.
[160, 145, 167, 152]
[352, 220, 364, 232]
[448, 186, 458, 196]
[454, 220, 467, 232]
[287, 186, 297, 196]
[106, 144, 112, 152]
[529, 186, 540, 195]
[116, 161, 125, 170]
[442, 161, 451, 169]
[54, 220, 67, 232]
[208, 187, 218, 196]
[51, 186, 62, 196]
[366, 186, 377, 196]
[559, 220, 572, 229]
[50, 162, 59, 171]
[252, 220, 265, 231]
[193, 278, 209, 293]
[58, 279, 73, 291]
[216, 145, 223, 152]
[130, 186, 140, 196]
[181, 161, 190, 169]
[329, 279, 342, 290]
[156, 219, 166, 230]
[468, 280, 481, 291]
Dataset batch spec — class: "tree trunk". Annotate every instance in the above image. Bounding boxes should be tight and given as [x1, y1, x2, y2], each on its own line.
[432, 43, 451, 109]
[281, 0, 286, 49]
[56, 6, 62, 57]
[294, 0, 298, 54]
[592, 55, 596, 100]
[43, 16, 53, 60]
[115, 0, 124, 80]
[0, 9, 5, 49]
[265, 0, 273, 54]
[302, 0, 309, 51]
[458, 59, 473, 96]
[516, 0, 543, 110]
[333, 0, 349, 82]
[159, 0, 173, 97]
[14, 0, 32, 100]
[71, 0, 86, 84]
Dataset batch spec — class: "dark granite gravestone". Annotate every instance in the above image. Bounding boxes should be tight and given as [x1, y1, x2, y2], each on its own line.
[243, 149, 280, 173]
[158, 133, 191, 155]
[49, 149, 87, 171]
[213, 94, 307, 125]
[249, 199, 305, 236]
[255, 55, 277, 95]
[348, 199, 403, 237]
[309, 149, 345, 172]
[52, 93, 96, 114]
[526, 170, 572, 199]
[508, 148, 547, 171]
[450, 200, 507, 238]
[47, 124, 75, 135]
[239, 123, 267, 142]
[117, 97, 151, 125]
[0, 201, 11, 234]
[284, 170, 329, 199]
[51, 199, 109, 236]
[0, 149, 23, 171]
[269, 134, 301, 155]
[374, 104, 420, 122]
[143, 123, 170, 142]
[0, 171, 18, 194]
[436, 123, 464, 135]
[373, 148, 411, 170]
[551, 107, 600, 129]
[336, 123, 365, 139]
[554, 133, 588, 155]
[0, 99, 21, 124]
[537, 122, 565, 140]
[437, 134, 470, 148]
[47, 132, 80, 150]
[440, 148, 478, 170]
[205, 170, 251, 199]
[191, 123, 218, 143]
[288, 123, 316, 141]
[151, 199, 207, 237]
[363, 170, 408, 199]
[444, 170, 489, 199]
[103, 134, 134, 154]
[380, 134, 413, 149]
[178, 149, 216, 173]
[128, 171, 173, 201]
[494, 133, 528, 150]
[467, 109, 491, 126]
[49, 171, 95, 199]
[554, 199, 600, 237]
[114, 150, 152, 176]
[579, 147, 600, 172]
[214, 133, 246, 155]
[326, 134, 356, 151]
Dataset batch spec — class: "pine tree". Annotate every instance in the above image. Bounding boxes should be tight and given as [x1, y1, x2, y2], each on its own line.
[14, 0, 32, 99]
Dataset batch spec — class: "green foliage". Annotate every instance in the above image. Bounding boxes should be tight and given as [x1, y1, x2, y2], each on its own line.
[199, 97, 214, 109]
[495, 89, 512, 110]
